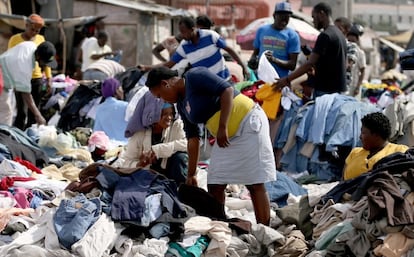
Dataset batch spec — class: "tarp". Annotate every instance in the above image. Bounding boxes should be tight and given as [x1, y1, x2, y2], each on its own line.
[236, 16, 319, 50]
[0, 13, 104, 30]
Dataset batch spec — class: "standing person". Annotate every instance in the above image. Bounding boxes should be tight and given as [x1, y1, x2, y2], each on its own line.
[347, 25, 366, 98]
[248, 2, 300, 79]
[274, 2, 347, 97]
[145, 66, 276, 225]
[0, 41, 57, 127]
[93, 78, 128, 143]
[8, 14, 53, 130]
[248, 1, 300, 143]
[139, 17, 249, 81]
[334, 17, 365, 97]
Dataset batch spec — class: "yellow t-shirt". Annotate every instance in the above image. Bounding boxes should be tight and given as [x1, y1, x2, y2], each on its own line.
[343, 143, 409, 180]
[8, 33, 52, 79]
[206, 93, 254, 138]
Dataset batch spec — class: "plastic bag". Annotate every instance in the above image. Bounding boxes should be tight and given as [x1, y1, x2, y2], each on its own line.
[257, 51, 279, 83]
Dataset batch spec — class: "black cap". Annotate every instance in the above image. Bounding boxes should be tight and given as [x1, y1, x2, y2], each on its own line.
[146, 66, 178, 88]
[36, 41, 57, 69]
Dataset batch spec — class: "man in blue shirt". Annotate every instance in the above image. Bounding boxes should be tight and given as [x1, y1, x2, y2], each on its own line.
[248, 2, 301, 78]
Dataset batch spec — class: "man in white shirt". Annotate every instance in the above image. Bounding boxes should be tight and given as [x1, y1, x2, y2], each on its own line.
[81, 32, 115, 75]
[0, 41, 57, 126]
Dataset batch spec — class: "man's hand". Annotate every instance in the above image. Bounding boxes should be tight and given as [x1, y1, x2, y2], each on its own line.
[186, 174, 198, 187]
[35, 114, 46, 126]
[272, 77, 290, 91]
[247, 56, 258, 70]
[265, 51, 276, 63]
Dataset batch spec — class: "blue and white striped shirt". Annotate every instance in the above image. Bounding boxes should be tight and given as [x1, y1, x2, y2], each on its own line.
[172, 29, 230, 80]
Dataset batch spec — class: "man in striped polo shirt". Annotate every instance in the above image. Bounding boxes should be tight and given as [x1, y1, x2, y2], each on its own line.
[140, 16, 249, 81]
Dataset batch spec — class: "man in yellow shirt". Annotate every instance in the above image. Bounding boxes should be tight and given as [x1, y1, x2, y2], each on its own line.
[8, 14, 53, 130]
[343, 112, 409, 180]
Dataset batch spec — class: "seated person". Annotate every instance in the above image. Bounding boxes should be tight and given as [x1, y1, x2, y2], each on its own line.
[343, 112, 409, 180]
[114, 103, 188, 184]
[93, 78, 128, 143]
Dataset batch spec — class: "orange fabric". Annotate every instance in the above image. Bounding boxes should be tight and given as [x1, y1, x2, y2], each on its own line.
[255, 83, 281, 120]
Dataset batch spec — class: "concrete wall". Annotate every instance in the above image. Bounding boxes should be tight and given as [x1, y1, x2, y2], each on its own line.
[73, 1, 157, 68]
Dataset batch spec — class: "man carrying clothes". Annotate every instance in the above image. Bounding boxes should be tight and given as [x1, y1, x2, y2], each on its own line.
[0, 41, 57, 127]
[274, 2, 347, 98]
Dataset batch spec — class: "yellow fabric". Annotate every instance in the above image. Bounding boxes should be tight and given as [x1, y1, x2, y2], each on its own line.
[8, 33, 52, 79]
[255, 83, 281, 120]
[206, 93, 254, 138]
[343, 143, 409, 180]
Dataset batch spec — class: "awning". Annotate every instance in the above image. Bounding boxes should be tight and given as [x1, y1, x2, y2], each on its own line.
[0, 13, 105, 30]
[384, 30, 413, 44]
[378, 37, 405, 53]
[97, 0, 193, 17]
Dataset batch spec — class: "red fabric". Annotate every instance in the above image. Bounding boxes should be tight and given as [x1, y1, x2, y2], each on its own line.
[13, 157, 42, 174]
[0, 176, 36, 190]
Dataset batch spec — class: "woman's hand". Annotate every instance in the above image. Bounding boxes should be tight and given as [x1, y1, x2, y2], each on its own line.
[216, 126, 230, 148]
[138, 150, 156, 167]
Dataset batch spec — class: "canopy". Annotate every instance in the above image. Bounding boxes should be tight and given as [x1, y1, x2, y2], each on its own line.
[384, 30, 413, 45]
[0, 13, 104, 30]
[236, 17, 319, 50]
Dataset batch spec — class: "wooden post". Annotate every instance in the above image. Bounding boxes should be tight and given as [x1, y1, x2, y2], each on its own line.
[55, 0, 66, 74]
[31, 0, 36, 13]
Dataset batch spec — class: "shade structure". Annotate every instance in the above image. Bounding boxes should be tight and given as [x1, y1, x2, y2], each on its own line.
[236, 17, 320, 50]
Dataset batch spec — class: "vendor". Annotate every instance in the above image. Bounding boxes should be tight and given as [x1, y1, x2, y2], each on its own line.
[343, 112, 409, 180]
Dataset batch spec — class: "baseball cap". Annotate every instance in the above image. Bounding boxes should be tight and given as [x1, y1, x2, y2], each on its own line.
[146, 66, 178, 88]
[36, 41, 57, 69]
[275, 2, 293, 14]
[27, 14, 45, 27]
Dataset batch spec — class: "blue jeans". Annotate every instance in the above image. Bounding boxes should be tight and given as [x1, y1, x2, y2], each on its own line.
[53, 194, 102, 249]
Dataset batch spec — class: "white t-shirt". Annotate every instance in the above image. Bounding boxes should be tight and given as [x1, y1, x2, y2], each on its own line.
[81, 38, 112, 71]
[0, 41, 36, 93]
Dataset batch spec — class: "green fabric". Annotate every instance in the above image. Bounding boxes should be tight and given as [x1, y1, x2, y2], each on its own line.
[167, 235, 210, 257]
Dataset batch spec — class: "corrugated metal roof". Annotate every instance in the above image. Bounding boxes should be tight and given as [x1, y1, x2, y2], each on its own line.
[97, 0, 192, 16]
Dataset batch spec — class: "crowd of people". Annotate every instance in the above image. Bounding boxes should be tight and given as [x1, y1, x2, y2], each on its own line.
[0, 1, 413, 255]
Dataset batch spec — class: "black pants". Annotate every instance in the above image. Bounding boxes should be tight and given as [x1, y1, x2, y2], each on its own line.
[151, 151, 188, 185]
[14, 78, 44, 130]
